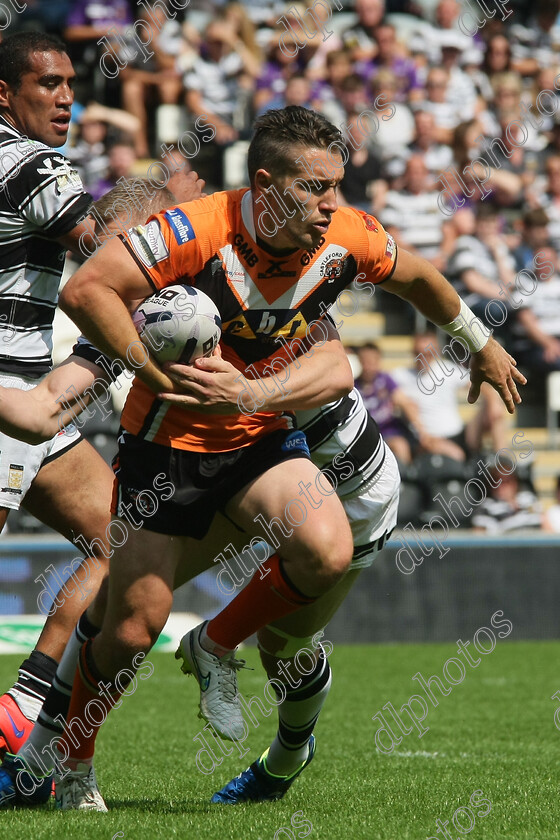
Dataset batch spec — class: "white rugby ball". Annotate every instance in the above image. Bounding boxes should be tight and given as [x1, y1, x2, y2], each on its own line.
[132, 284, 221, 364]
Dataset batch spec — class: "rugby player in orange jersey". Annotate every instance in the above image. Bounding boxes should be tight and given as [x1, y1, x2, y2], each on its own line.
[0, 30, 201, 763]
[41, 106, 521, 810]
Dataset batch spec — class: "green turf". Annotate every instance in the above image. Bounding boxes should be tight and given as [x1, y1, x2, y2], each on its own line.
[1, 640, 559, 840]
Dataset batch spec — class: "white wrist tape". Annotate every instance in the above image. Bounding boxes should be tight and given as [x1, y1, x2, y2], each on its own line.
[440, 299, 491, 354]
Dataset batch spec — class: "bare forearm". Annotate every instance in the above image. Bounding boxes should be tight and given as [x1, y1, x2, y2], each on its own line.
[259, 343, 353, 411]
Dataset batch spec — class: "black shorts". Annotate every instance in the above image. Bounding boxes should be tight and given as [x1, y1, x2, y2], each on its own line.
[111, 428, 311, 538]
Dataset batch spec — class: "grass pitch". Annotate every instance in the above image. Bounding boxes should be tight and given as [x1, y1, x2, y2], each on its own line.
[1, 641, 559, 840]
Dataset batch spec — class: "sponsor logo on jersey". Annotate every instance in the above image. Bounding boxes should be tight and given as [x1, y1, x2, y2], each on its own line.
[144, 220, 170, 263]
[233, 234, 258, 268]
[2, 464, 23, 495]
[129, 228, 158, 268]
[364, 215, 378, 232]
[281, 431, 310, 456]
[300, 236, 325, 266]
[385, 234, 396, 259]
[37, 156, 82, 194]
[257, 259, 297, 279]
[165, 208, 196, 245]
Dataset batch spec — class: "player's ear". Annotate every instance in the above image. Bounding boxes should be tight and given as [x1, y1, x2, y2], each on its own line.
[0, 79, 11, 109]
[254, 168, 273, 194]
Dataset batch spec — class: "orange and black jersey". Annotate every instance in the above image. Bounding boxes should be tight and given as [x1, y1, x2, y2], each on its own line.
[121, 188, 397, 452]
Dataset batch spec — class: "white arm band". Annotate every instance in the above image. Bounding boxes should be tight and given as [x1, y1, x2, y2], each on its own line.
[440, 299, 491, 354]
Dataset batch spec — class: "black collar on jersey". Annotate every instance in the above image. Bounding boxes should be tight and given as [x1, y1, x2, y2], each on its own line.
[255, 235, 299, 258]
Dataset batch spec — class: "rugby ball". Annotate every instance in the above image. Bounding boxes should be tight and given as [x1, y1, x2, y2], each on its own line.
[132, 284, 221, 364]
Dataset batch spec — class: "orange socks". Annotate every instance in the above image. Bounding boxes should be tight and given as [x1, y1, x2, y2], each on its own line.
[206, 554, 316, 652]
[57, 640, 122, 764]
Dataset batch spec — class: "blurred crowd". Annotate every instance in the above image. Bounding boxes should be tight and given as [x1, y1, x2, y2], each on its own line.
[6, 0, 560, 532]
[11, 0, 559, 383]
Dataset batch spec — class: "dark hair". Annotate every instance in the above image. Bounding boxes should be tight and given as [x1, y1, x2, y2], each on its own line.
[481, 34, 512, 76]
[475, 201, 499, 221]
[0, 32, 68, 92]
[247, 106, 344, 187]
[360, 342, 381, 353]
[340, 73, 366, 93]
[523, 208, 549, 228]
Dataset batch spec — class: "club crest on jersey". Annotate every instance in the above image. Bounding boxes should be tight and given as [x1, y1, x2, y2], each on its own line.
[37, 156, 82, 194]
[385, 234, 397, 259]
[322, 257, 344, 282]
[2, 463, 23, 494]
[364, 215, 378, 232]
[165, 208, 196, 245]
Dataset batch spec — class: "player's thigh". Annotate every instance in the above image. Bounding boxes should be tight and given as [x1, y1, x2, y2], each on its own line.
[102, 523, 188, 643]
[225, 457, 353, 563]
[173, 511, 247, 588]
[23, 438, 113, 545]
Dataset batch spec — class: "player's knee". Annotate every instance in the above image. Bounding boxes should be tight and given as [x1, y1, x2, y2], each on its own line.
[113, 612, 167, 658]
[309, 522, 353, 583]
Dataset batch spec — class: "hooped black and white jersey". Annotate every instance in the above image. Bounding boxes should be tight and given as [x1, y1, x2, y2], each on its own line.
[296, 388, 386, 498]
[0, 115, 92, 377]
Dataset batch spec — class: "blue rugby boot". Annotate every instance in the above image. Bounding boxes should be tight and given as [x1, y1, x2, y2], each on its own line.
[0, 752, 52, 807]
[211, 735, 316, 804]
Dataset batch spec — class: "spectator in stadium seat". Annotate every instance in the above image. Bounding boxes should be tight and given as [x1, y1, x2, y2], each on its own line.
[509, 0, 560, 79]
[319, 72, 368, 132]
[417, 66, 463, 145]
[88, 138, 137, 201]
[369, 69, 414, 160]
[474, 34, 513, 102]
[393, 333, 509, 460]
[472, 461, 542, 534]
[66, 103, 140, 193]
[222, 2, 263, 66]
[385, 109, 453, 190]
[446, 202, 518, 331]
[512, 208, 551, 274]
[510, 246, 560, 373]
[379, 154, 455, 273]
[314, 49, 352, 125]
[528, 67, 560, 137]
[437, 30, 479, 122]
[63, 0, 134, 98]
[355, 342, 449, 465]
[341, 0, 386, 63]
[184, 19, 259, 189]
[479, 71, 525, 138]
[421, 0, 465, 63]
[253, 30, 302, 116]
[119, 4, 183, 158]
[338, 113, 385, 212]
[356, 21, 422, 102]
[257, 73, 314, 115]
[443, 119, 523, 213]
[530, 156, 560, 252]
[543, 475, 560, 532]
